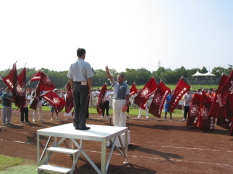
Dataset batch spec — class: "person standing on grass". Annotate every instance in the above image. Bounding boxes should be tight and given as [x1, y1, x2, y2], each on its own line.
[164, 90, 173, 120]
[21, 92, 31, 124]
[183, 89, 192, 121]
[1, 88, 13, 126]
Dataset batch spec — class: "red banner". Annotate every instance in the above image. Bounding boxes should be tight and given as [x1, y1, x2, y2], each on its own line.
[96, 84, 107, 115]
[30, 71, 43, 82]
[148, 81, 170, 118]
[16, 67, 27, 107]
[41, 90, 65, 113]
[209, 74, 228, 118]
[168, 78, 191, 111]
[221, 70, 233, 105]
[130, 83, 138, 96]
[65, 81, 73, 114]
[187, 93, 202, 127]
[134, 78, 158, 109]
[38, 72, 56, 91]
[2, 64, 18, 103]
[198, 92, 215, 131]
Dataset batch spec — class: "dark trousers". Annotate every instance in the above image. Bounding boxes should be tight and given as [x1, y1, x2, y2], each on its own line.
[102, 100, 109, 116]
[184, 106, 190, 119]
[73, 82, 88, 129]
[21, 107, 29, 122]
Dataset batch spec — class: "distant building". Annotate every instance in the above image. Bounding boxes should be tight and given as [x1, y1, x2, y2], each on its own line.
[187, 71, 219, 85]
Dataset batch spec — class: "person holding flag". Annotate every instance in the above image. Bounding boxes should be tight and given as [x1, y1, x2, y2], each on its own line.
[182, 89, 193, 121]
[164, 90, 173, 120]
[105, 66, 130, 127]
[1, 88, 13, 126]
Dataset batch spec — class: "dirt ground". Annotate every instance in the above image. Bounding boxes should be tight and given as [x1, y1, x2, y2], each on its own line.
[0, 109, 233, 174]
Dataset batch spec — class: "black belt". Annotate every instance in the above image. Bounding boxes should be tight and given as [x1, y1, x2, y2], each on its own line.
[114, 98, 125, 100]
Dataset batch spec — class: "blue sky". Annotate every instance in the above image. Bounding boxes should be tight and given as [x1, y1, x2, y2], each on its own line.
[0, 0, 232, 72]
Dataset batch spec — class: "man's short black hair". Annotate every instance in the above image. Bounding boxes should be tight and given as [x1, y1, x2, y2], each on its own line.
[77, 48, 86, 57]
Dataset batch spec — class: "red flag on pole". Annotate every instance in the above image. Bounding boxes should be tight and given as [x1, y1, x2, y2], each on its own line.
[41, 90, 65, 113]
[221, 70, 233, 105]
[168, 78, 191, 111]
[38, 72, 56, 91]
[198, 92, 215, 131]
[208, 74, 228, 118]
[30, 71, 43, 82]
[130, 83, 138, 96]
[65, 81, 73, 114]
[148, 81, 170, 118]
[134, 78, 158, 109]
[16, 67, 27, 107]
[96, 84, 107, 115]
[187, 93, 202, 127]
[29, 87, 41, 110]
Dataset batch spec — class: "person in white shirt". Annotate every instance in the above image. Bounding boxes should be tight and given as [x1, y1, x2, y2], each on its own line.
[102, 89, 110, 119]
[21, 93, 31, 124]
[182, 89, 192, 121]
[67, 48, 94, 130]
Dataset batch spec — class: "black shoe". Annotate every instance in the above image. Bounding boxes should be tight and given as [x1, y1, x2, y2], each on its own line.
[80, 126, 90, 130]
[21, 121, 25, 124]
[26, 121, 31, 124]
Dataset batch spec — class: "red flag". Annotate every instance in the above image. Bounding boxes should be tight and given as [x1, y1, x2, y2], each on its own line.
[96, 84, 107, 115]
[41, 90, 65, 113]
[148, 81, 170, 118]
[29, 87, 41, 110]
[187, 93, 202, 127]
[221, 70, 233, 105]
[16, 67, 27, 107]
[65, 81, 73, 114]
[198, 92, 215, 131]
[2, 63, 19, 104]
[38, 72, 56, 91]
[134, 78, 158, 109]
[30, 71, 43, 82]
[208, 74, 228, 118]
[168, 78, 191, 111]
[130, 83, 138, 96]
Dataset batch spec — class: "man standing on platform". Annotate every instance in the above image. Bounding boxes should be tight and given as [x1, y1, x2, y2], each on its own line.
[105, 66, 130, 127]
[67, 48, 93, 130]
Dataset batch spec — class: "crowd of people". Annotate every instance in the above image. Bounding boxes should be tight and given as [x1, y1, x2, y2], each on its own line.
[0, 85, 218, 127]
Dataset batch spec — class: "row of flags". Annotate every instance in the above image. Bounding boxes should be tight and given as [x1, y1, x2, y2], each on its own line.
[1, 63, 69, 114]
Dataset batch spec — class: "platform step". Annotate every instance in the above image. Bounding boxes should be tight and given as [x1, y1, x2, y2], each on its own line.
[46, 147, 79, 154]
[38, 165, 71, 173]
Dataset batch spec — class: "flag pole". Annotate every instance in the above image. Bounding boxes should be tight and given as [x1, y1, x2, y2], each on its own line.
[0, 61, 18, 78]
[17, 63, 27, 75]
[181, 76, 192, 88]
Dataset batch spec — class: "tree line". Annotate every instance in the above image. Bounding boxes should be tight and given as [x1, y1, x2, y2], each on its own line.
[0, 66, 232, 89]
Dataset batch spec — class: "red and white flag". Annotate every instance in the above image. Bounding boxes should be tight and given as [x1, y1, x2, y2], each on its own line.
[96, 84, 107, 115]
[168, 78, 191, 111]
[187, 93, 202, 127]
[221, 70, 233, 105]
[16, 67, 27, 107]
[149, 81, 170, 118]
[38, 72, 56, 91]
[134, 78, 158, 109]
[30, 71, 43, 82]
[2, 63, 19, 104]
[130, 83, 138, 96]
[198, 91, 215, 131]
[208, 74, 228, 118]
[41, 90, 65, 113]
[65, 81, 73, 114]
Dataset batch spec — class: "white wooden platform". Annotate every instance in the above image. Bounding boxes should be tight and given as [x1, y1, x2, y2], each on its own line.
[37, 123, 128, 174]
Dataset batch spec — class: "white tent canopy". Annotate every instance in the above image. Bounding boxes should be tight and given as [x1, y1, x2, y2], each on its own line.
[192, 71, 216, 77]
